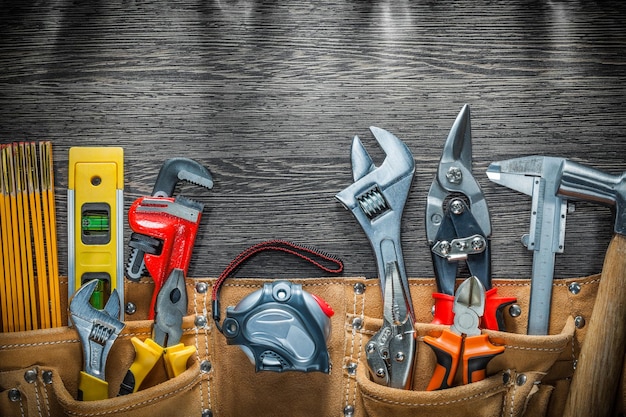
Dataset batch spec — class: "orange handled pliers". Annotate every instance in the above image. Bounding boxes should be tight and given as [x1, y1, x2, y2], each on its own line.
[424, 276, 504, 390]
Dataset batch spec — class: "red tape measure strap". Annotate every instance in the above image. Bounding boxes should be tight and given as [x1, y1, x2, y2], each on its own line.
[211, 240, 344, 326]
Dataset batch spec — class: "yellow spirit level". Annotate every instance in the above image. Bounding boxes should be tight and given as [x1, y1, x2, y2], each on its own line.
[68, 147, 124, 318]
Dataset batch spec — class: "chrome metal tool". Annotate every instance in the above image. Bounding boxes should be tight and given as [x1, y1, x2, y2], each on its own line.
[69, 279, 125, 401]
[335, 127, 416, 389]
[486, 156, 569, 335]
[427, 105, 515, 331]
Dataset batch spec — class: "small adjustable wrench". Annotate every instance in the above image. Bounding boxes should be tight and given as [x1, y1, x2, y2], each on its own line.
[336, 127, 416, 389]
[69, 279, 125, 401]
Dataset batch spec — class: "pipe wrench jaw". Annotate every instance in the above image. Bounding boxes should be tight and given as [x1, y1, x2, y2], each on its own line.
[127, 158, 213, 281]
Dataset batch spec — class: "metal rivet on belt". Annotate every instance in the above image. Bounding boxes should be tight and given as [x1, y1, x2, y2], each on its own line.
[516, 374, 527, 386]
[353, 283, 365, 295]
[343, 405, 355, 417]
[502, 371, 511, 385]
[42, 370, 53, 384]
[574, 315, 586, 329]
[351, 317, 363, 330]
[196, 282, 208, 294]
[24, 368, 37, 383]
[8, 388, 21, 402]
[201, 409, 213, 417]
[125, 302, 137, 315]
[509, 304, 522, 318]
[195, 315, 208, 328]
[347, 362, 357, 375]
[200, 360, 212, 373]
[568, 282, 581, 295]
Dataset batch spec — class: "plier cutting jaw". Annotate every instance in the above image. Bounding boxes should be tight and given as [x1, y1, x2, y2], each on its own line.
[336, 127, 416, 389]
[426, 105, 515, 331]
[424, 276, 504, 390]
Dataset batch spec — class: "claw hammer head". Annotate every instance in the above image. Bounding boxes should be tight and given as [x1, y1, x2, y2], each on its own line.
[556, 159, 626, 235]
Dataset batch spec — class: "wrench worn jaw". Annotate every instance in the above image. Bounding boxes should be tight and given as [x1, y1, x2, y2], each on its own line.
[335, 127, 415, 290]
[337, 127, 417, 389]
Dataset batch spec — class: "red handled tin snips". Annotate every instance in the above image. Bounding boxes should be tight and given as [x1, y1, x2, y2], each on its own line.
[425, 105, 515, 331]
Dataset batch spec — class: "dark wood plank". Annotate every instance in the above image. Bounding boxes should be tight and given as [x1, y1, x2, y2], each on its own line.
[1, 0, 625, 282]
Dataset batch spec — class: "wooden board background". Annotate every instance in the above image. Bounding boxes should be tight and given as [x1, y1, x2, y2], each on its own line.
[1, 0, 625, 282]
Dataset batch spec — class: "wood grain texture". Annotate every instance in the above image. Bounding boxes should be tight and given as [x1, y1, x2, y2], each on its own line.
[0, 0, 625, 281]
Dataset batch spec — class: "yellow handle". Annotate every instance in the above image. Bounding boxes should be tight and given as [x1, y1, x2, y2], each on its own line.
[164, 343, 196, 378]
[124, 337, 163, 394]
[78, 371, 108, 401]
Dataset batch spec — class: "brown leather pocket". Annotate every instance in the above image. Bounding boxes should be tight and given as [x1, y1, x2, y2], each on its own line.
[0, 315, 204, 417]
[352, 316, 575, 417]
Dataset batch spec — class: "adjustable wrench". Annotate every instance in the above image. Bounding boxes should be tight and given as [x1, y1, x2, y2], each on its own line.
[336, 127, 416, 389]
[128, 196, 203, 319]
[127, 158, 213, 280]
[69, 279, 125, 401]
[486, 156, 569, 335]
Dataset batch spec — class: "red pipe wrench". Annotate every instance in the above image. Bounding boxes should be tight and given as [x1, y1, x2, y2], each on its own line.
[128, 196, 203, 319]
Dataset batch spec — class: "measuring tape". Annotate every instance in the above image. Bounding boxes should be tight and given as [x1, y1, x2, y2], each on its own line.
[68, 147, 124, 318]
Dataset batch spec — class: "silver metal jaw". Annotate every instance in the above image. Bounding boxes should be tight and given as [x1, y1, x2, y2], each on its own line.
[487, 156, 568, 335]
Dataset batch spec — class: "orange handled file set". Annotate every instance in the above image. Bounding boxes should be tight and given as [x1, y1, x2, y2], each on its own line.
[0, 142, 61, 332]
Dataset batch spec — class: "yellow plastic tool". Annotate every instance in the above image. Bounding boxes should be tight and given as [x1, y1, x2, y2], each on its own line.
[118, 269, 195, 395]
[68, 147, 124, 317]
[78, 371, 110, 401]
[121, 337, 195, 394]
